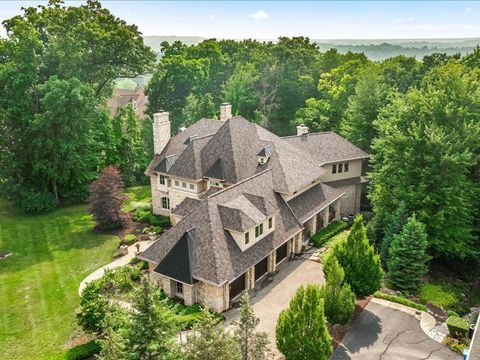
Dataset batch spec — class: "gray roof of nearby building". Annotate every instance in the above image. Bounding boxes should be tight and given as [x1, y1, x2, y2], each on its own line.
[282, 131, 369, 165]
[324, 176, 368, 188]
[287, 183, 344, 223]
[140, 170, 302, 285]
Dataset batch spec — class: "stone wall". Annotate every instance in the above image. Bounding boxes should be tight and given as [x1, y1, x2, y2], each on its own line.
[150, 175, 170, 216]
[197, 281, 229, 313]
[337, 184, 361, 216]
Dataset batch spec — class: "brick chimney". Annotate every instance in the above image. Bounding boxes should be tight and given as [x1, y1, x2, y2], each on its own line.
[296, 124, 309, 136]
[153, 111, 171, 155]
[220, 102, 232, 121]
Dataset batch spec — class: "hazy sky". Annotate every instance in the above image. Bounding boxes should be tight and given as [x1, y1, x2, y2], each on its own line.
[1, 1, 479, 39]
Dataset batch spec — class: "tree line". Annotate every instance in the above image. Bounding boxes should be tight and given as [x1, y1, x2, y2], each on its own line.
[1, 0, 479, 268]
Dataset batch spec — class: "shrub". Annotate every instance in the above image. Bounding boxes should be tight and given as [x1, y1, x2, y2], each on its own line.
[446, 316, 470, 339]
[17, 188, 57, 214]
[373, 291, 427, 311]
[122, 234, 136, 245]
[310, 220, 348, 248]
[50, 340, 101, 360]
[142, 225, 162, 234]
[419, 282, 463, 311]
[132, 207, 170, 227]
[334, 215, 383, 296]
[76, 281, 108, 334]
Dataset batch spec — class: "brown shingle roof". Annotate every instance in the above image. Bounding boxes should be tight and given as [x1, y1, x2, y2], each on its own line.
[140, 170, 302, 285]
[171, 197, 202, 217]
[282, 131, 369, 164]
[107, 88, 148, 118]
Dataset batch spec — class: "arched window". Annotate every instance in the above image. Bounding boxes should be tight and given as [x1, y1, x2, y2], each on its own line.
[161, 197, 170, 210]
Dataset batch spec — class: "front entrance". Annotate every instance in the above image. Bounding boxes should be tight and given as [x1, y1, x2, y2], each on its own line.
[255, 256, 268, 281]
[229, 273, 246, 300]
[276, 242, 288, 264]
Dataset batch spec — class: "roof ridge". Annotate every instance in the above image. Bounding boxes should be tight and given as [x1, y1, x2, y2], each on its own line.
[281, 130, 334, 139]
[205, 198, 222, 284]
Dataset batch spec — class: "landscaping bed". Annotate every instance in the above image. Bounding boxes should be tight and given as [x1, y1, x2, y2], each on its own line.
[310, 220, 348, 248]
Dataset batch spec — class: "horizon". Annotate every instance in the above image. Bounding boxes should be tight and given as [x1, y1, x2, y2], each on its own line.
[1, 1, 479, 40]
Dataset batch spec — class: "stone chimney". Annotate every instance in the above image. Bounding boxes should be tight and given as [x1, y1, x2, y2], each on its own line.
[296, 124, 309, 136]
[220, 102, 232, 121]
[153, 111, 171, 155]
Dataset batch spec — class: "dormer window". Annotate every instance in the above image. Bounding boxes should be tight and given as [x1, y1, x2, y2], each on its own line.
[332, 164, 337, 174]
[255, 224, 264, 238]
[245, 232, 250, 245]
[258, 157, 268, 165]
[338, 163, 343, 173]
[344, 162, 349, 172]
[257, 145, 272, 165]
[269, 217, 273, 229]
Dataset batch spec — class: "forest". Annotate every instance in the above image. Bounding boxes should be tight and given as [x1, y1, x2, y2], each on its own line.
[1, 1, 479, 271]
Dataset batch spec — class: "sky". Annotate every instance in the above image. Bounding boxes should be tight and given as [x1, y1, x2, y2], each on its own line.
[0, 1, 479, 40]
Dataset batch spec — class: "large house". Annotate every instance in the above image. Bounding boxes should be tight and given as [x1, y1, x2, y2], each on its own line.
[139, 103, 368, 312]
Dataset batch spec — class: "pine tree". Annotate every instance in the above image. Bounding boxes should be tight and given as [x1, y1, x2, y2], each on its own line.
[97, 306, 128, 360]
[335, 215, 383, 296]
[388, 215, 431, 292]
[322, 255, 356, 325]
[128, 276, 180, 360]
[380, 201, 408, 266]
[232, 291, 271, 360]
[88, 166, 127, 229]
[276, 285, 332, 360]
[185, 307, 241, 360]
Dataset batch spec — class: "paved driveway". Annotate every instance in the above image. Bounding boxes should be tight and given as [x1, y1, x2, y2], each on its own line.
[224, 250, 325, 353]
[332, 302, 460, 360]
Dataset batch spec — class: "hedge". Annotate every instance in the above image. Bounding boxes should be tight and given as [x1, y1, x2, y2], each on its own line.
[310, 220, 348, 248]
[446, 316, 470, 339]
[374, 291, 428, 311]
[50, 340, 100, 360]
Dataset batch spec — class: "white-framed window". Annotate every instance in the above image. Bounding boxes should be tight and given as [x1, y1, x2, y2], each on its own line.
[268, 217, 273, 229]
[209, 180, 221, 187]
[344, 162, 349, 172]
[176, 281, 183, 294]
[245, 232, 250, 245]
[182, 182, 187, 188]
[332, 164, 337, 174]
[189, 183, 194, 190]
[161, 197, 170, 210]
[255, 224, 264, 238]
[338, 163, 343, 173]
[158, 175, 166, 185]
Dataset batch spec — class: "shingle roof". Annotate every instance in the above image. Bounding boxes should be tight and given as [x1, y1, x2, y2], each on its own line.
[324, 176, 368, 188]
[287, 183, 344, 223]
[171, 197, 202, 217]
[282, 131, 369, 165]
[140, 170, 302, 285]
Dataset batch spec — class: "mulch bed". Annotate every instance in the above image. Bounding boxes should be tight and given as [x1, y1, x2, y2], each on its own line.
[0, 251, 12, 260]
[329, 295, 372, 350]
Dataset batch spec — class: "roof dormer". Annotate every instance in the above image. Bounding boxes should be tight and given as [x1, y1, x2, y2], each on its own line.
[257, 144, 273, 165]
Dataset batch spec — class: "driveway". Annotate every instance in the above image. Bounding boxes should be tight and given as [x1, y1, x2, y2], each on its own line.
[224, 249, 325, 353]
[331, 301, 460, 360]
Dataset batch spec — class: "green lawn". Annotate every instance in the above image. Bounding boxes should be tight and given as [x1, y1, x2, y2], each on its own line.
[0, 186, 150, 360]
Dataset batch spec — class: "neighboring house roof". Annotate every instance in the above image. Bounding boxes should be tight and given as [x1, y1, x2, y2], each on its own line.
[287, 183, 344, 223]
[146, 116, 327, 194]
[140, 170, 302, 285]
[282, 131, 369, 164]
[107, 88, 148, 118]
[468, 314, 480, 360]
[324, 176, 368, 188]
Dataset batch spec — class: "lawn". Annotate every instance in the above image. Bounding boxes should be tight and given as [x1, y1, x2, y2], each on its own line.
[0, 186, 150, 360]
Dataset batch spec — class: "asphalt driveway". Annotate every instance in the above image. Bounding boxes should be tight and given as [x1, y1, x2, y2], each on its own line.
[224, 249, 325, 353]
[331, 301, 460, 360]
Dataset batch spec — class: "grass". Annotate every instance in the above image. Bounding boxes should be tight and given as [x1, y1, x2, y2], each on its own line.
[310, 220, 348, 248]
[0, 186, 150, 360]
[419, 281, 467, 313]
[374, 291, 428, 311]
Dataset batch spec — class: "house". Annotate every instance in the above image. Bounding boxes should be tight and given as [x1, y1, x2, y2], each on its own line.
[139, 103, 369, 312]
[107, 87, 148, 118]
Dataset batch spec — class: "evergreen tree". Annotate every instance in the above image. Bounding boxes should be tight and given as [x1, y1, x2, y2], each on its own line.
[322, 256, 356, 325]
[276, 285, 332, 360]
[97, 306, 128, 360]
[88, 166, 127, 229]
[128, 276, 180, 360]
[232, 291, 271, 360]
[334, 215, 383, 296]
[185, 307, 240, 360]
[380, 201, 408, 266]
[388, 215, 431, 292]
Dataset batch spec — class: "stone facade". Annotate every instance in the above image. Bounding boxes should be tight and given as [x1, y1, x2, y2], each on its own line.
[197, 281, 229, 313]
[337, 184, 362, 217]
[150, 176, 170, 216]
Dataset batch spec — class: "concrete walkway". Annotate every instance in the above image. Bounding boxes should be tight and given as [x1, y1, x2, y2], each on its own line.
[78, 240, 153, 295]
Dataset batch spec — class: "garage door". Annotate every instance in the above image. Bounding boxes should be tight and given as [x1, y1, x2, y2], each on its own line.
[276, 242, 288, 264]
[255, 256, 268, 281]
[229, 273, 246, 300]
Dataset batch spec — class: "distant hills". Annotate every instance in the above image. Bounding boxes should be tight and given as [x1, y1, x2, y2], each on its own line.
[143, 36, 480, 61]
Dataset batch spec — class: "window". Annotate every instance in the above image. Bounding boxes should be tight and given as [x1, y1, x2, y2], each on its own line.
[268, 217, 273, 229]
[255, 224, 264, 238]
[189, 183, 194, 190]
[182, 182, 187, 188]
[338, 163, 343, 173]
[158, 175, 166, 185]
[245, 232, 250, 245]
[332, 164, 337, 174]
[176, 282, 183, 294]
[344, 162, 349, 172]
[209, 181, 221, 187]
[161, 197, 170, 210]
[175, 180, 179, 186]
